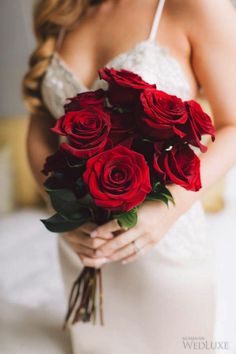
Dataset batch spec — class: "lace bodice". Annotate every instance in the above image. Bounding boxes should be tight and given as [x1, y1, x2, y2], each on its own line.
[42, 41, 191, 118]
[41, 0, 191, 118]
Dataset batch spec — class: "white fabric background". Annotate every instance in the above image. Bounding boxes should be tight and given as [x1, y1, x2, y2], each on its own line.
[0, 167, 236, 354]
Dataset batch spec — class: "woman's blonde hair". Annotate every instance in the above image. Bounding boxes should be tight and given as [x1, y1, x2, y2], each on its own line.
[23, 0, 97, 114]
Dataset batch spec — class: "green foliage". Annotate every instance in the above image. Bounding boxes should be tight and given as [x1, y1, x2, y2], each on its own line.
[147, 183, 175, 206]
[113, 207, 138, 229]
[44, 182, 92, 228]
[41, 211, 90, 233]
[47, 188, 81, 217]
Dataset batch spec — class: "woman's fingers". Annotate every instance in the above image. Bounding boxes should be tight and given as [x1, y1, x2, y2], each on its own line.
[74, 244, 96, 258]
[90, 219, 122, 239]
[66, 232, 107, 249]
[78, 233, 151, 268]
[69, 221, 114, 242]
[79, 222, 98, 235]
[122, 243, 153, 265]
[108, 234, 150, 262]
[80, 255, 109, 269]
[94, 227, 142, 257]
[78, 222, 113, 239]
[65, 221, 154, 267]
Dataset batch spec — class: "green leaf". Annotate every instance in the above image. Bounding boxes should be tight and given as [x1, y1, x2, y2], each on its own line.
[43, 176, 64, 191]
[62, 208, 91, 222]
[47, 188, 93, 221]
[41, 212, 89, 233]
[47, 188, 80, 216]
[50, 188, 76, 202]
[76, 177, 85, 190]
[76, 193, 94, 208]
[160, 186, 174, 199]
[113, 208, 138, 229]
[75, 177, 87, 199]
[161, 187, 175, 205]
[152, 181, 161, 192]
[146, 185, 175, 206]
[146, 192, 169, 205]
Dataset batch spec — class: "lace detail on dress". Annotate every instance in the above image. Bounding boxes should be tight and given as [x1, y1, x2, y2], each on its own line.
[41, 53, 82, 118]
[155, 202, 210, 263]
[41, 41, 191, 119]
[93, 41, 191, 99]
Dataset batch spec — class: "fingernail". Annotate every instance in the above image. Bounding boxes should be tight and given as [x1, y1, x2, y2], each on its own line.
[90, 230, 98, 238]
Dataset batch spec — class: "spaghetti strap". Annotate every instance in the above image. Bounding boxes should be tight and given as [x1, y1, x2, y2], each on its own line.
[148, 0, 166, 42]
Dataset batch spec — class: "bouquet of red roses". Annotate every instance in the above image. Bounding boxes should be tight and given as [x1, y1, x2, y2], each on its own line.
[41, 67, 215, 327]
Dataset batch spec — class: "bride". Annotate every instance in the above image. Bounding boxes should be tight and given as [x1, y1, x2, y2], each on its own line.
[23, 0, 236, 353]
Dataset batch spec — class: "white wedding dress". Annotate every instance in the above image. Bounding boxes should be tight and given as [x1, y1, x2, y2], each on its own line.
[41, 1, 217, 353]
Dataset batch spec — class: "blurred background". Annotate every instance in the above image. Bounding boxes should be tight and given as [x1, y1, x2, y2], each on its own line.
[0, 1, 236, 353]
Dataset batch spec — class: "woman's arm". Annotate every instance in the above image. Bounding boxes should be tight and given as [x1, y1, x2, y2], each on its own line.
[75, 0, 236, 267]
[170, 0, 236, 214]
[27, 112, 59, 201]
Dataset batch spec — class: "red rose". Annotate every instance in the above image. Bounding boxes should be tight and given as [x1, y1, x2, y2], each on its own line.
[99, 67, 156, 107]
[153, 144, 201, 191]
[83, 145, 152, 212]
[41, 148, 85, 188]
[184, 100, 216, 152]
[108, 109, 137, 147]
[138, 89, 188, 140]
[64, 89, 106, 112]
[41, 149, 69, 176]
[51, 107, 111, 158]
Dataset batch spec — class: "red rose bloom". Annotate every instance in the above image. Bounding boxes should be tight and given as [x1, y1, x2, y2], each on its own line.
[184, 100, 216, 153]
[153, 144, 201, 191]
[51, 107, 111, 158]
[41, 148, 85, 188]
[64, 89, 106, 112]
[99, 67, 156, 107]
[83, 145, 152, 212]
[108, 109, 137, 148]
[41, 149, 69, 176]
[138, 89, 188, 140]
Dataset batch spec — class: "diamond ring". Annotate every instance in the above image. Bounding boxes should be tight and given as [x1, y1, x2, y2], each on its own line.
[133, 240, 141, 254]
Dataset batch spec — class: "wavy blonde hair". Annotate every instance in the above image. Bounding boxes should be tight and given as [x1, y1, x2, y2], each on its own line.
[23, 0, 99, 114]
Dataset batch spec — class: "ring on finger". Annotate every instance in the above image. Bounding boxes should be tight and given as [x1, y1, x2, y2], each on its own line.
[132, 239, 141, 254]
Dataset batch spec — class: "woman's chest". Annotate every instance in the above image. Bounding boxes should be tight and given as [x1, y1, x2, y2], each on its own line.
[42, 41, 192, 119]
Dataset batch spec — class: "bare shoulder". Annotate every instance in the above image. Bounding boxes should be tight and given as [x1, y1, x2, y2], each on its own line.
[167, 0, 235, 17]
[167, 0, 236, 41]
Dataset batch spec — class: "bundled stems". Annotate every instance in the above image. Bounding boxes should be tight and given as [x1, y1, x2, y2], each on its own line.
[63, 267, 104, 328]
[97, 268, 104, 326]
[63, 211, 109, 329]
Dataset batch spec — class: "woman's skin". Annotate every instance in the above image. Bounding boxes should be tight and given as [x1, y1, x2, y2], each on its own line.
[27, 0, 236, 267]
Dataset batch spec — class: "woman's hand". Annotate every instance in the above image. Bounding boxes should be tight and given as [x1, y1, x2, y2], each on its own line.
[73, 201, 179, 267]
[95, 201, 177, 264]
[64, 220, 122, 268]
